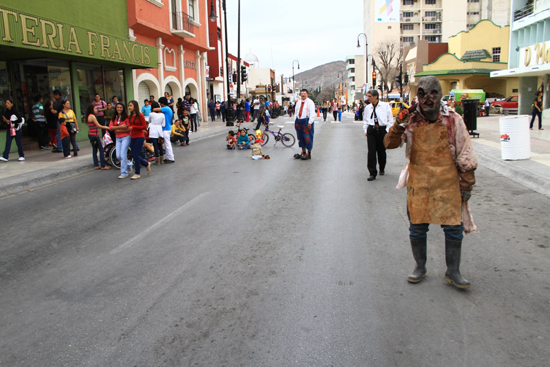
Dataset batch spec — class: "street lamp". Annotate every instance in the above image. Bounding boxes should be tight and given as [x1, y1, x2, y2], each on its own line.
[220, 0, 233, 125]
[292, 60, 300, 99]
[209, 0, 217, 22]
[357, 33, 369, 90]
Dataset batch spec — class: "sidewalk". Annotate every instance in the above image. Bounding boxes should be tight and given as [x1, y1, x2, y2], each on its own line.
[1, 113, 550, 198]
[0, 119, 233, 198]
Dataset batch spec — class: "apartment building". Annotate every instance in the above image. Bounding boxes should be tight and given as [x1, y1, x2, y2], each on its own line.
[345, 55, 366, 102]
[363, 0, 511, 86]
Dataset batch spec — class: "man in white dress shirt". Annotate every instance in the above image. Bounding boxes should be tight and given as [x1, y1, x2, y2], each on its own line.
[294, 89, 316, 160]
[363, 89, 393, 181]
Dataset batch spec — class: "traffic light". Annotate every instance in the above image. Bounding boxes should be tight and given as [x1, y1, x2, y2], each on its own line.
[395, 72, 402, 87]
[404, 73, 409, 84]
[241, 65, 247, 82]
[372, 72, 377, 87]
[232, 72, 237, 83]
[378, 83, 383, 91]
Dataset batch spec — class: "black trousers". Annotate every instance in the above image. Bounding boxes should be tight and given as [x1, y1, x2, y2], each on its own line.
[366, 125, 387, 176]
[530, 110, 542, 129]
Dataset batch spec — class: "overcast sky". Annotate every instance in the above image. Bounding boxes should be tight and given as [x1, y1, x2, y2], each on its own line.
[225, 0, 365, 78]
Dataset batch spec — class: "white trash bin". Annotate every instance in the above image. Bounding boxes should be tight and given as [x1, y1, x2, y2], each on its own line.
[499, 115, 530, 160]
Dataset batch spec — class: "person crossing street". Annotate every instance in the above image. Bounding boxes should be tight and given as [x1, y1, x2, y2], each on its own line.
[363, 89, 393, 181]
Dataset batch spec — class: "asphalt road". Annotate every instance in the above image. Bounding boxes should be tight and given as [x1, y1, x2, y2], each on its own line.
[1, 113, 549, 367]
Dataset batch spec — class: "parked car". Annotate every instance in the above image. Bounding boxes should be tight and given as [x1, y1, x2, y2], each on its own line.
[389, 101, 410, 117]
[491, 95, 518, 114]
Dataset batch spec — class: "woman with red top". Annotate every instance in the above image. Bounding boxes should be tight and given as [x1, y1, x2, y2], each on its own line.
[109, 103, 132, 179]
[127, 100, 151, 180]
[86, 104, 111, 170]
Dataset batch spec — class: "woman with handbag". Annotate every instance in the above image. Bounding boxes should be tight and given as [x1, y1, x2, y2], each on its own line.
[0, 98, 25, 162]
[58, 100, 79, 156]
[148, 101, 165, 165]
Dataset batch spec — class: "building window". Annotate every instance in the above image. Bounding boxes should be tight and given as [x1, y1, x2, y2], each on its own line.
[403, 11, 414, 17]
[425, 11, 436, 17]
[348, 60, 355, 64]
[468, 0, 480, 2]
[512, 89, 518, 93]
[402, 24, 414, 30]
[425, 23, 436, 29]
[425, 0, 436, 4]
[492, 47, 501, 62]
[350, 68, 355, 73]
[467, 12, 480, 15]
[217, 28, 221, 39]
[403, 36, 414, 43]
[188, 0, 195, 20]
[425, 36, 438, 42]
[403, 0, 414, 5]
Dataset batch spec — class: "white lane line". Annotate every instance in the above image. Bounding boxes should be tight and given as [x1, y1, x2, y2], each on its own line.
[110, 192, 209, 254]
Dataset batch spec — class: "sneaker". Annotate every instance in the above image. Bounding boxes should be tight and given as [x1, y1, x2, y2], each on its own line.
[130, 174, 141, 180]
[65, 155, 71, 159]
[18, 157, 25, 161]
[40, 146, 49, 150]
[0, 157, 7, 162]
[118, 175, 128, 179]
[163, 159, 175, 164]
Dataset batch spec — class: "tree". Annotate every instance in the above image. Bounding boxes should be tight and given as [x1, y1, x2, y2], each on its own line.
[317, 84, 337, 102]
[375, 39, 403, 98]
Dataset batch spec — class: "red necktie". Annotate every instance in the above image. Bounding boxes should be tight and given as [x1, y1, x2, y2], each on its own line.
[298, 101, 305, 118]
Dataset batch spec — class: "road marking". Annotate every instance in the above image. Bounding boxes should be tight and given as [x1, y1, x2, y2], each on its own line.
[110, 192, 209, 254]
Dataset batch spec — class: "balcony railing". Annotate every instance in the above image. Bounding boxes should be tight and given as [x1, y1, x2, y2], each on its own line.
[513, 3, 534, 21]
[171, 11, 195, 37]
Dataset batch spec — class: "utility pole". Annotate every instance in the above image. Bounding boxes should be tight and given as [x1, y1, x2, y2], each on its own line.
[236, 0, 241, 102]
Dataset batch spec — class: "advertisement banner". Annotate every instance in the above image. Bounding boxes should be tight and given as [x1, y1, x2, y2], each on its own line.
[375, 0, 400, 23]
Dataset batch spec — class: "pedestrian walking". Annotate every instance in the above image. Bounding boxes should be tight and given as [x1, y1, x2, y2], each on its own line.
[1, 98, 25, 162]
[244, 98, 251, 122]
[321, 99, 329, 122]
[86, 104, 111, 170]
[384, 76, 478, 289]
[127, 100, 151, 179]
[484, 99, 490, 117]
[215, 101, 221, 118]
[148, 101, 165, 165]
[530, 91, 543, 130]
[51, 90, 65, 153]
[208, 99, 216, 122]
[59, 100, 79, 157]
[251, 96, 260, 122]
[109, 103, 132, 178]
[44, 101, 58, 149]
[363, 89, 393, 181]
[293, 89, 316, 160]
[331, 99, 339, 121]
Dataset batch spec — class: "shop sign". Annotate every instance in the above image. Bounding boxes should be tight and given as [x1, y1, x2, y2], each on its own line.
[0, 6, 157, 68]
[522, 41, 550, 68]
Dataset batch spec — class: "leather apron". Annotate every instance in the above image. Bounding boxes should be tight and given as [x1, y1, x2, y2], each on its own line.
[407, 121, 461, 225]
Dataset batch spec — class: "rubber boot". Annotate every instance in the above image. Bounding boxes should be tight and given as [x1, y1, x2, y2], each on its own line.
[153, 157, 160, 165]
[444, 239, 471, 289]
[160, 155, 164, 164]
[407, 238, 427, 283]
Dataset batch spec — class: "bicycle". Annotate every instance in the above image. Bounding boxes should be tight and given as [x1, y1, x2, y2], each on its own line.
[234, 120, 257, 143]
[259, 125, 296, 147]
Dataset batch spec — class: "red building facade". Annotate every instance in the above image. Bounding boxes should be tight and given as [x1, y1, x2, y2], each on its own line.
[127, 0, 211, 116]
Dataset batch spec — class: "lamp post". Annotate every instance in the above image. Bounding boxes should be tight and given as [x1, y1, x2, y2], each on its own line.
[236, 0, 241, 102]
[357, 33, 369, 90]
[292, 60, 300, 101]
[220, 0, 234, 125]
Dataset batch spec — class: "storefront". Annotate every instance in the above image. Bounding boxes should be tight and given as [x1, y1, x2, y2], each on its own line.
[0, 3, 157, 151]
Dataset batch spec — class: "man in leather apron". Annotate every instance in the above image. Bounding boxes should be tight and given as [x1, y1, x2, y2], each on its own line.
[384, 76, 478, 289]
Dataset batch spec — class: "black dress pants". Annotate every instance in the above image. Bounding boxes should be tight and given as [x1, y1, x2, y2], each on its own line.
[367, 125, 387, 176]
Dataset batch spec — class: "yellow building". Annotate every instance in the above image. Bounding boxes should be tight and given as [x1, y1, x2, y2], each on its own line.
[414, 20, 519, 99]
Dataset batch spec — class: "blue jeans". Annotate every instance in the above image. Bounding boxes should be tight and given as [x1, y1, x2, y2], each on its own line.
[55, 121, 62, 151]
[150, 138, 164, 157]
[116, 136, 132, 176]
[239, 142, 250, 149]
[130, 137, 148, 175]
[407, 206, 463, 241]
[89, 134, 105, 167]
[3, 128, 24, 159]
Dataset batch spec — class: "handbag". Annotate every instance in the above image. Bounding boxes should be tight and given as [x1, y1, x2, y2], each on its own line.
[63, 112, 77, 133]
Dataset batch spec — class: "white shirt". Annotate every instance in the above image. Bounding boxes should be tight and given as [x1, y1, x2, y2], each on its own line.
[295, 97, 316, 123]
[253, 98, 260, 110]
[363, 101, 393, 133]
[190, 103, 198, 114]
[148, 112, 165, 138]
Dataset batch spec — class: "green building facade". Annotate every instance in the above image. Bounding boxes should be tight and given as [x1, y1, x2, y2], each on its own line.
[0, 0, 158, 151]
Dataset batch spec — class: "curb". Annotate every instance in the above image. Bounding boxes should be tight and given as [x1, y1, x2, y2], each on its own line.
[0, 127, 230, 199]
[473, 141, 550, 198]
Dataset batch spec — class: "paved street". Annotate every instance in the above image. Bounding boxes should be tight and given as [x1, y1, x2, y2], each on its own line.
[1, 113, 550, 367]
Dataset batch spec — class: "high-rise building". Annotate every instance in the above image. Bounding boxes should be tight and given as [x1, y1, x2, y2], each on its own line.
[363, 0, 511, 85]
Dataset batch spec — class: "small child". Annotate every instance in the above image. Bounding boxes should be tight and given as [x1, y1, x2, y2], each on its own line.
[226, 130, 236, 149]
[237, 129, 250, 149]
[59, 118, 71, 158]
[181, 109, 190, 145]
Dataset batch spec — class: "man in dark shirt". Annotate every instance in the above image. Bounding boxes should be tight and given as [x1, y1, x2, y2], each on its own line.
[51, 90, 65, 152]
[208, 99, 216, 121]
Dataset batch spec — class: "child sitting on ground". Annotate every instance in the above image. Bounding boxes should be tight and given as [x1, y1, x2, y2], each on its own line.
[226, 130, 236, 149]
[59, 118, 71, 158]
[170, 119, 186, 146]
[237, 129, 251, 149]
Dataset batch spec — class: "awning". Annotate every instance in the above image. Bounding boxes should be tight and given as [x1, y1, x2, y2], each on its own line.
[415, 68, 496, 77]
